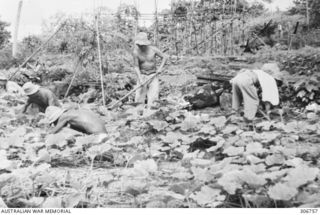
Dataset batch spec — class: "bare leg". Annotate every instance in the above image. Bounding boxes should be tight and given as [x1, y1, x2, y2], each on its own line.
[147, 77, 159, 108]
[135, 75, 148, 105]
[238, 78, 259, 121]
[232, 78, 243, 116]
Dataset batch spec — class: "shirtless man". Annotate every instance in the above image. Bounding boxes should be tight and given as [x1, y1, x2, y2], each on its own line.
[22, 82, 61, 113]
[45, 106, 107, 135]
[133, 32, 167, 107]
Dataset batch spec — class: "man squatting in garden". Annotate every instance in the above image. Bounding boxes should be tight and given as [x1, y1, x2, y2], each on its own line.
[22, 82, 61, 113]
[133, 32, 167, 108]
[45, 106, 107, 136]
[230, 63, 285, 123]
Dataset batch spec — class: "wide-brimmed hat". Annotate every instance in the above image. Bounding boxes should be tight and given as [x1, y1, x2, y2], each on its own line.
[135, 32, 151, 46]
[22, 82, 40, 95]
[261, 63, 283, 81]
[45, 106, 65, 124]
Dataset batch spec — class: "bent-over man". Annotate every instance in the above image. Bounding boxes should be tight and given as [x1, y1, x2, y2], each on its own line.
[231, 63, 285, 122]
[133, 32, 167, 108]
[22, 82, 61, 113]
[45, 106, 107, 135]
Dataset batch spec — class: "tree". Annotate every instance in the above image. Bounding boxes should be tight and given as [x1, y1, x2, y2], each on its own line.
[247, 1, 266, 17]
[0, 18, 11, 49]
[288, 0, 320, 28]
[309, 0, 320, 28]
[19, 35, 42, 57]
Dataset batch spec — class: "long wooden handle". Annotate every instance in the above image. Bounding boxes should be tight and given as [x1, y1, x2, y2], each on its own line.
[9, 22, 65, 80]
[108, 69, 165, 110]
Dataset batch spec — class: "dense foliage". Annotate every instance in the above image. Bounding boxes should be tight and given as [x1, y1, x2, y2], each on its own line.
[288, 0, 320, 28]
[0, 18, 11, 49]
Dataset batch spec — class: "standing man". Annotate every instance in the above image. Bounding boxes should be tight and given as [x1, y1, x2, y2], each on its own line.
[231, 63, 285, 122]
[22, 82, 61, 113]
[133, 32, 167, 108]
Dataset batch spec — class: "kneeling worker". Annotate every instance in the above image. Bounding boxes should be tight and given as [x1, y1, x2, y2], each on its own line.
[22, 82, 61, 113]
[45, 106, 107, 135]
[231, 63, 284, 122]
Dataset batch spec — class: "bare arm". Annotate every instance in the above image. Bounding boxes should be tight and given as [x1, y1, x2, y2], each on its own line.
[153, 47, 167, 73]
[50, 117, 69, 134]
[133, 49, 142, 84]
[22, 99, 32, 113]
[48, 94, 60, 107]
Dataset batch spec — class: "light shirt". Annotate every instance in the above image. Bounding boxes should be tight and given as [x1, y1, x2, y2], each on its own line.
[252, 69, 279, 106]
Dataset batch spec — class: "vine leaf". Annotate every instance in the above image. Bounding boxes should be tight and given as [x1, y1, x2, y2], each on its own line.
[268, 183, 298, 201]
[42, 197, 62, 208]
[284, 165, 319, 188]
[190, 186, 225, 207]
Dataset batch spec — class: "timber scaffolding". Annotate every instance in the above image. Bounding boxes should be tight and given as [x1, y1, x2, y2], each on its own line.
[110, 0, 250, 57]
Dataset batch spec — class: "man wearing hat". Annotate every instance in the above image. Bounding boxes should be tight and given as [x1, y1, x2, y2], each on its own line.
[45, 106, 107, 135]
[22, 82, 61, 113]
[133, 32, 167, 108]
[230, 62, 285, 122]
[0, 74, 24, 95]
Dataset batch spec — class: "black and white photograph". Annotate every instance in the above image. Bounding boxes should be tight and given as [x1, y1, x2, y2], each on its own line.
[0, 0, 319, 212]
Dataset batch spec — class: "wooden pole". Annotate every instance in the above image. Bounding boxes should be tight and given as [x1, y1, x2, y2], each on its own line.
[64, 59, 81, 98]
[108, 68, 166, 110]
[306, 0, 310, 30]
[230, 21, 234, 55]
[154, 0, 159, 45]
[9, 22, 65, 80]
[210, 22, 214, 55]
[95, 15, 106, 106]
[134, 0, 139, 37]
[12, 0, 23, 58]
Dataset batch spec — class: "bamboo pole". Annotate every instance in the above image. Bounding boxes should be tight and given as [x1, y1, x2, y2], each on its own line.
[230, 21, 234, 55]
[306, 0, 309, 30]
[210, 22, 214, 55]
[12, 0, 23, 58]
[134, 0, 139, 37]
[64, 59, 81, 98]
[154, 0, 159, 45]
[95, 15, 106, 106]
[9, 22, 65, 80]
[185, 27, 223, 52]
[108, 68, 166, 110]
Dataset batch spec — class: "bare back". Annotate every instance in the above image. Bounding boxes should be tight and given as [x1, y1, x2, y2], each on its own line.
[59, 109, 107, 134]
[28, 88, 61, 112]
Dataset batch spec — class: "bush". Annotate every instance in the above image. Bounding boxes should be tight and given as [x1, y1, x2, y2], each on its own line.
[0, 19, 11, 48]
[0, 44, 24, 69]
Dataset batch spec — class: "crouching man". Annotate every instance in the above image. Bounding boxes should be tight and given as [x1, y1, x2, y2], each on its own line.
[45, 106, 107, 135]
[22, 82, 61, 113]
[231, 63, 285, 122]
